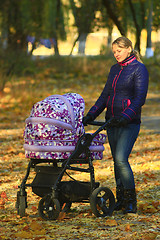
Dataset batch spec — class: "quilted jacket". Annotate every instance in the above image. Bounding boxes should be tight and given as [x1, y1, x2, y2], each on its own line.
[88, 54, 149, 124]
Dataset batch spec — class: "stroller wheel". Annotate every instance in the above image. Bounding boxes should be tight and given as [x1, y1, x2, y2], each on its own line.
[90, 187, 115, 217]
[38, 195, 60, 220]
[16, 191, 27, 217]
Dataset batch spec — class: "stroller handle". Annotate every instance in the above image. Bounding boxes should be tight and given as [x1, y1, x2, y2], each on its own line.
[87, 121, 105, 126]
[86, 120, 110, 139]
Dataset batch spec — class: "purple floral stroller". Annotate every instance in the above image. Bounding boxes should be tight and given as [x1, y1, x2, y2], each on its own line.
[16, 93, 115, 220]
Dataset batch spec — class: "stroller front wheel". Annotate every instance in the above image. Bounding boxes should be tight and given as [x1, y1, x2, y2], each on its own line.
[16, 191, 27, 217]
[90, 187, 115, 217]
[38, 195, 60, 220]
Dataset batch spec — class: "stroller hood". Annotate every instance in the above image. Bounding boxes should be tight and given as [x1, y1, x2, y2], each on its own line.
[26, 93, 85, 132]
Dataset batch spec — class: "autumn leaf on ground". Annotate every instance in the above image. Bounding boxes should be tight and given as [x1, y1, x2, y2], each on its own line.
[0, 191, 8, 209]
[125, 224, 132, 231]
[141, 232, 159, 240]
[0, 198, 5, 209]
[31, 206, 37, 212]
[0, 191, 8, 200]
[105, 219, 118, 226]
[152, 201, 160, 209]
[57, 211, 66, 221]
[14, 231, 33, 239]
[30, 220, 43, 231]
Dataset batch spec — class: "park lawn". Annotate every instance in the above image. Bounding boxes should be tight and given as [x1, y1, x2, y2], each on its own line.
[0, 57, 160, 239]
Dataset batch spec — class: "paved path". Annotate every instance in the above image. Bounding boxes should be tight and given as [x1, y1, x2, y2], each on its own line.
[141, 116, 160, 133]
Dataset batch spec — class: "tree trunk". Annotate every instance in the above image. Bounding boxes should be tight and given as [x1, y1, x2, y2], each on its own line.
[69, 34, 80, 55]
[145, 0, 154, 58]
[78, 33, 88, 55]
[53, 37, 59, 56]
[134, 32, 141, 52]
[107, 27, 113, 47]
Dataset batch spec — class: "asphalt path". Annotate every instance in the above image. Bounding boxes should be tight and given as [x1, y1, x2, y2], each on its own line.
[141, 116, 160, 133]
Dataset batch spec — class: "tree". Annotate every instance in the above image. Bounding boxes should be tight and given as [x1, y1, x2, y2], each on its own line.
[69, 0, 98, 54]
[0, 0, 67, 92]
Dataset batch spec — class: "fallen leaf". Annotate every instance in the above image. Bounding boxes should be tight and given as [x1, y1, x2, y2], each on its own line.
[125, 224, 131, 231]
[32, 229, 46, 235]
[152, 201, 160, 209]
[141, 232, 158, 240]
[32, 206, 37, 212]
[105, 219, 117, 226]
[30, 221, 43, 231]
[0, 199, 5, 209]
[58, 212, 66, 221]
[14, 231, 33, 239]
[1, 191, 8, 200]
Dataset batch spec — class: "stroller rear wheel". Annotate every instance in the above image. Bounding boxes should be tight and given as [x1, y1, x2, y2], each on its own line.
[38, 195, 60, 220]
[90, 187, 115, 217]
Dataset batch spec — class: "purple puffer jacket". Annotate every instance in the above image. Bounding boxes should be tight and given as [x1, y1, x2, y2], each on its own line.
[88, 54, 149, 124]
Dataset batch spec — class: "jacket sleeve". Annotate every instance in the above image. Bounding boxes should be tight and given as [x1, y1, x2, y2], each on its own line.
[87, 73, 111, 120]
[121, 64, 149, 121]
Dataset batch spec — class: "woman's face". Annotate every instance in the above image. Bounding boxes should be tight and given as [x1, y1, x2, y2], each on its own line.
[112, 44, 132, 62]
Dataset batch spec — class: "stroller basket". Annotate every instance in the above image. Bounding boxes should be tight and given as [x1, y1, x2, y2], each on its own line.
[32, 166, 63, 197]
[32, 165, 100, 201]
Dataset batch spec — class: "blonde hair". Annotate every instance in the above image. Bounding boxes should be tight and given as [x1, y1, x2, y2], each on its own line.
[112, 36, 142, 63]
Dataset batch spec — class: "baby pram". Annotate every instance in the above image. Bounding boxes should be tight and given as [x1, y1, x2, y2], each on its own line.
[16, 93, 115, 220]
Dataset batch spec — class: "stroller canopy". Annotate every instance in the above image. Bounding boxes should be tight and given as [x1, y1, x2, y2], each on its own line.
[24, 93, 106, 160]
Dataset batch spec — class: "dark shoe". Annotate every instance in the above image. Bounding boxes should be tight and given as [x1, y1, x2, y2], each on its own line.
[123, 189, 137, 214]
[114, 186, 124, 211]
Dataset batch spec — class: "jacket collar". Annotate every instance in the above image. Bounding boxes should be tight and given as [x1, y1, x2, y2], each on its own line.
[118, 54, 136, 67]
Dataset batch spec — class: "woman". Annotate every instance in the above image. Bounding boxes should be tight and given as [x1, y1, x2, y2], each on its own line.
[83, 36, 149, 214]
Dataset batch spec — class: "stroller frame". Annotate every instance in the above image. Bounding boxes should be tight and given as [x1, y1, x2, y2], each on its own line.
[16, 121, 115, 220]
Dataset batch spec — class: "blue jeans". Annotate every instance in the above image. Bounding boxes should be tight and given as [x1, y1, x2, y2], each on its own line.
[107, 124, 140, 190]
